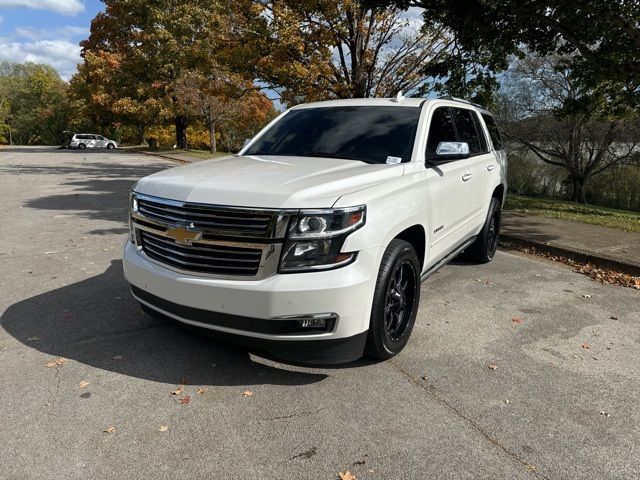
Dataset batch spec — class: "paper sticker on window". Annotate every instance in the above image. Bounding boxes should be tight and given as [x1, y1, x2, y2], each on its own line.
[386, 156, 402, 164]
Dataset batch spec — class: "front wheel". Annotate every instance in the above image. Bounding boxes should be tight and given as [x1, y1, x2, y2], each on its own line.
[365, 239, 421, 360]
[465, 197, 501, 263]
[78, 143, 86, 150]
[106, 143, 115, 149]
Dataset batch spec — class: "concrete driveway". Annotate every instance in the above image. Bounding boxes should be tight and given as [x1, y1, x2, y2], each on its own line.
[1, 147, 638, 480]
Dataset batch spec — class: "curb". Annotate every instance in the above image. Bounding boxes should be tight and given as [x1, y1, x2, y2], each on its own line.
[139, 150, 193, 165]
[500, 234, 640, 277]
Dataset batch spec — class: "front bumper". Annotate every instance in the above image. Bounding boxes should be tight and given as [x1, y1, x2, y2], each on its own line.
[123, 240, 380, 362]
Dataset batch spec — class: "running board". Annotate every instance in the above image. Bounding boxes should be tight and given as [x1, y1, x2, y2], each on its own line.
[420, 236, 477, 282]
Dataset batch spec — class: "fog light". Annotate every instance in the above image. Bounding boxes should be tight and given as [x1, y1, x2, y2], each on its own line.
[298, 318, 327, 328]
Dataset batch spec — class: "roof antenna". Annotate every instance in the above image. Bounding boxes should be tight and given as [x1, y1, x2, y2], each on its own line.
[393, 91, 405, 103]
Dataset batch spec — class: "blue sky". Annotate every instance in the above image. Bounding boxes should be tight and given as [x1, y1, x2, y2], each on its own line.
[0, 0, 103, 79]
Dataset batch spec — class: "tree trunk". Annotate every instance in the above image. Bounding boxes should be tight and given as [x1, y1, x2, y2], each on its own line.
[175, 116, 188, 149]
[136, 125, 145, 145]
[570, 176, 588, 203]
[209, 122, 216, 154]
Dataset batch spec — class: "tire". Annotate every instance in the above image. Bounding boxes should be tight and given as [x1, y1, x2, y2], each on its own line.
[365, 239, 421, 360]
[78, 143, 86, 150]
[465, 197, 501, 263]
[106, 143, 115, 149]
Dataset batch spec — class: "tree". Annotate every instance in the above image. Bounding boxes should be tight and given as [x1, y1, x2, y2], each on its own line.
[238, 0, 451, 105]
[0, 62, 69, 145]
[501, 55, 639, 203]
[175, 71, 267, 154]
[79, 0, 246, 148]
[385, 0, 640, 109]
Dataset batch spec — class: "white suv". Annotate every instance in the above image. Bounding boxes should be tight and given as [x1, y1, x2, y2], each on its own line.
[70, 133, 117, 149]
[123, 97, 506, 364]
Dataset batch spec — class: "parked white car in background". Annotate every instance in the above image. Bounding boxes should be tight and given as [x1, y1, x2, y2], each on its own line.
[69, 133, 117, 150]
[123, 96, 507, 364]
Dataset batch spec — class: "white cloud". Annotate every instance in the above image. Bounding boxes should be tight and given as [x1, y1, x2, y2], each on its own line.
[0, 0, 84, 16]
[14, 25, 89, 40]
[0, 38, 81, 79]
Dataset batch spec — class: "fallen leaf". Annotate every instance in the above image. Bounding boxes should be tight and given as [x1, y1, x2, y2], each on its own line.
[599, 411, 611, 417]
[581, 342, 590, 350]
[171, 385, 185, 396]
[197, 387, 207, 395]
[421, 375, 428, 381]
[504, 399, 510, 404]
[27, 336, 40, 342]
[610, 316, 618, 320]
[488, 364, 498, 370]
[112, 355, 123, 360]
[483, 280, 494, 285]
[103, 426, 116, 434]
[159, 425, 169, 432]
[45, 357, 67, 368]
[242, 390, 254, 397]
[179, 395, 190, 405]
[511, 316, 524, 324]
[79, 380, 90, 389]
[582, 294, 592, 298]
[338, 472, 357, 480]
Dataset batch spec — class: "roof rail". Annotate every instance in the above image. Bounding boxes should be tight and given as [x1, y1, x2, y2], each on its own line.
[439, 95, 483, 109]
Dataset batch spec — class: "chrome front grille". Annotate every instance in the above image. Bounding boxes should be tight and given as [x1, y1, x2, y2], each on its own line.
[131, 193, 292, 279]
[140, 230, 263, 276]
[137, 196, 273, 236]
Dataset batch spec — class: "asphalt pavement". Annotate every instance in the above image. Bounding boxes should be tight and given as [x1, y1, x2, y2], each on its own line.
[1, 146, 639, 480]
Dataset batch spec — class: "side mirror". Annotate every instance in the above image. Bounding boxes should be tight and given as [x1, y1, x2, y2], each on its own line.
[436, 141, 469, 157]
[242, 138, 251, 148]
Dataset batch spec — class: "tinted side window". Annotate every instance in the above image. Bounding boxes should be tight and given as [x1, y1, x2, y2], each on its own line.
[481, 113, 503, 150]
[426, 107, 457, 159]
[451, 108, 484, 154]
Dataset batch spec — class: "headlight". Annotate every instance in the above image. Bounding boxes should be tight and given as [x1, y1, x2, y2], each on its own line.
[280, 206, 365, 272]
[129, 191, 138, 243]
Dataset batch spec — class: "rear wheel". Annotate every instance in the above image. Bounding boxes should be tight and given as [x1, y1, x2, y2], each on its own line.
[78, 143, 86, 150]
[365, 239, 420, 360]
[465, 197, 501, 263]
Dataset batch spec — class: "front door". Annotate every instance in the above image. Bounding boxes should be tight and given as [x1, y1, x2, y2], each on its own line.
[423, 106, 473, 263]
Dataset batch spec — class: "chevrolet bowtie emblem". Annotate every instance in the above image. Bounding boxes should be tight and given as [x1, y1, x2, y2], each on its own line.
[166, 223, 203, 245]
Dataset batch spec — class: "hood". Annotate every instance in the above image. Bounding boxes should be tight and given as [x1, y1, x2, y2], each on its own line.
[135, 155, 404, 208]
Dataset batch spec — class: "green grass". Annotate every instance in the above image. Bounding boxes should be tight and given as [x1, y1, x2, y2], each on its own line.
[504, 194, 640, 233]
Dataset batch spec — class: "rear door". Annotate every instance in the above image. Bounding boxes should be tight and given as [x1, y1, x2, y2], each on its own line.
[450, 107, 495, 233]
[96, 135, 107, 148]
[424, 106, 473, 261]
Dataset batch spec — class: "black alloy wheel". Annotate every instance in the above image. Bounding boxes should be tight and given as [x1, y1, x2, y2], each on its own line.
[365, 239, 421, 360]
[384, 259, 417, 343]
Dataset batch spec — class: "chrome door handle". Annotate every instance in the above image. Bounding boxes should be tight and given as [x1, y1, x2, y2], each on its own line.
[462, 173, 472, 181]
[487, 164, 496, 171]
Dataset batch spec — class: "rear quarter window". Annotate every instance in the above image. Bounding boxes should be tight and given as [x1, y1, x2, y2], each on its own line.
[481, 113, 503, 150]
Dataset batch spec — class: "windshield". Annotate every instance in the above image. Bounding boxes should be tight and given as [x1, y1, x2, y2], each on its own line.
[245, 106, 421, 164]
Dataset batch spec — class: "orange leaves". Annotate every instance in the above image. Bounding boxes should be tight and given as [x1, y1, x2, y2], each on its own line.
[180, 396, 191, 405]
[488, 364, 499, 370]
[242, 390, 254, 397]
[511, 316, 524, 324]
[171, 385, 185, 396]
[45, 357, 67, 368]
[338, 472, 357, 480]
[103, 426, 116, 434]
